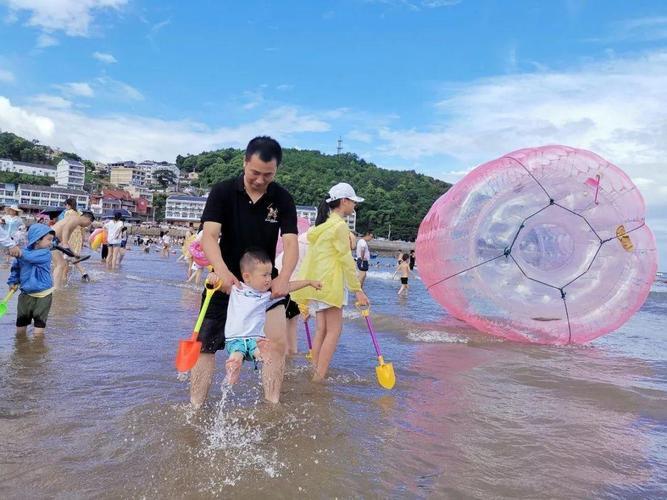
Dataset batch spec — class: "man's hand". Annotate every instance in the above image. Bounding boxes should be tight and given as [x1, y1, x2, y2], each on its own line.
[207, 270, 240, 292]
[271, 273, 290, 298]
[8, 245, 21, 257]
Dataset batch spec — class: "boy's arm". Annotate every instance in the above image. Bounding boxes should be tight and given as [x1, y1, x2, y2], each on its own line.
[19, 248, 53, 265]
[288, 280, 322, 292]
[7, 259, 20, 286]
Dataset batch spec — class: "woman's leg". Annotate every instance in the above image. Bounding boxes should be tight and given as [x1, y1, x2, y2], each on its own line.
[286, 317, 298, 355]
[312, 307, 343, 382]
[311, 310, 326, 368]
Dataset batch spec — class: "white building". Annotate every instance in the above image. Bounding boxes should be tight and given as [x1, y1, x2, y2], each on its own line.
[56, 159, 85, 190]
[16, 184, 89, 210]
[0, 183, 19, 205]
[296, 205, 357, 232]
[165, 194, 208, 224]
[138, 160, 180, 186]
[0, 158, 57, 178]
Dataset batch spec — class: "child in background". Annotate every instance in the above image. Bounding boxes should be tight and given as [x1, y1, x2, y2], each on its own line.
[394, 253, 411, 296]
[7, 224, 56, 337]
[224, 249, 321, 384]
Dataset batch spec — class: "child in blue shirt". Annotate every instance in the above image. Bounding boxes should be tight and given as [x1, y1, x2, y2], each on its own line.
[7, 223, 56, 337]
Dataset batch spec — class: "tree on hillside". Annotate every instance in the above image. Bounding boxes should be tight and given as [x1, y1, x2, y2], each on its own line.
[153, 169, 177, 189]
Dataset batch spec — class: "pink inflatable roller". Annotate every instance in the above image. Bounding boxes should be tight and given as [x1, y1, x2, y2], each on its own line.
[416, 145, 658, 345]
[276, 216, 311, 255]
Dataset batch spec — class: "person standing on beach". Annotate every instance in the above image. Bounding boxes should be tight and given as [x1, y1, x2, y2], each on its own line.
[103, 212, 124, 270]
[409, 249, 416, 271]
[291, 182, 370, 382]
[52, 211, 95, 288]
[355, 229, 373, 288]
[0, 222, 21, 257]
[58, 198, 90, 283]
[189, 136, 299, 406]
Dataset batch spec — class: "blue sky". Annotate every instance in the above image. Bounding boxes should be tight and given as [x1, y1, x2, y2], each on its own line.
[1, 0, 666, 263]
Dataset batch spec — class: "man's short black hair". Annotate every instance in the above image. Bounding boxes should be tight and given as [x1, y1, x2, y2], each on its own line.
[240, 248, 272, 274]
[364, 229, 374, 236]
[245, 136, 282, 166]
[81, 211, 95, 221]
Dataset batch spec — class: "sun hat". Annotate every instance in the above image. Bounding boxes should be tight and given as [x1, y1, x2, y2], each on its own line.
[7, 204, 23, 214]
[326, 182, 364, 203]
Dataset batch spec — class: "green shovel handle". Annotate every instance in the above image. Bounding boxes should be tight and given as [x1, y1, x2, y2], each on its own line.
[192, 280, 222, 334]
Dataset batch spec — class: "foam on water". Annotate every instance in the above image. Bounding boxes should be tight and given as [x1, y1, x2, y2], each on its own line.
[406, 329, 469, 344]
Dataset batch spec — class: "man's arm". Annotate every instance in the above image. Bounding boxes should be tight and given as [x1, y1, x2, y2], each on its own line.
[59, 219, 75, 247]
[272, 233, 297, 298]
[201, 221, 239, 291]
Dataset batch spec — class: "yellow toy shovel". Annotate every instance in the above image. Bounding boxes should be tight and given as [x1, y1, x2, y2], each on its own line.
[298, 304, 313, 360]
[357, 303, 396, 390]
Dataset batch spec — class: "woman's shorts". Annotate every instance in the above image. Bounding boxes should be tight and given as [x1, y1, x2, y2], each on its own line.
[309, 289, 349, 313]
[356, 258, 369, 272]
[400, 277, 409, 285]
[16, 293, 53, 328]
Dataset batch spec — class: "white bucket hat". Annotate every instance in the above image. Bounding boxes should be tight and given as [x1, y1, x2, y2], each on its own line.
[326, 182, 364, 203]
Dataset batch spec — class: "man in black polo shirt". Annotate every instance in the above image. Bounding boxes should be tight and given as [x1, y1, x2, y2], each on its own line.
[190, 136, 299, 406]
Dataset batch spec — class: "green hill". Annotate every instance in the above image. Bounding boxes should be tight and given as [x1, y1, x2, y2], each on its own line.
[177, 148, 451, 240]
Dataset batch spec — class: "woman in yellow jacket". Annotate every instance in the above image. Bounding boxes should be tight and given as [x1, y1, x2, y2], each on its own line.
[291, 183, 370, 382]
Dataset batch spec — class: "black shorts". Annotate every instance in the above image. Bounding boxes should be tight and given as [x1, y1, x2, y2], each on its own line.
[285, 297, 300, 320]
[16, 293, 53, 328]
[401, 277, 409, 285]
[356, 258, 369, 272]
[197, 290, 291, 353]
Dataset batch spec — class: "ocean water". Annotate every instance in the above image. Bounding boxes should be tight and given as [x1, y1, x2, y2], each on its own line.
[0, 251, 665, 499]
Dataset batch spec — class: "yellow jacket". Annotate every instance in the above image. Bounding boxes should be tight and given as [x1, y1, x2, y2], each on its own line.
[291, 212, 361, 308]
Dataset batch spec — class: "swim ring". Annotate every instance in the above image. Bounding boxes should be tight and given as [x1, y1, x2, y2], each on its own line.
[415, 145, 658, 345]
[90, 230, 107, 251]
[276, 216, 311, 255]
[189, 240, 209, 267]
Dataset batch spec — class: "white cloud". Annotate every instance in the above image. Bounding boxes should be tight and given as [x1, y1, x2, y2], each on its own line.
[3, 0, 127, 36]
[36, 33, 58, 48]
[375, 50, 667, 205]
[0, 69, 15, 83]
[0, 96, 330, 163]
[95, 76, 142, 101]
[93, 51, 117, 64]
[30, 94, 72, 109]
[60, 82, 95, 97]
[0, 96, 55, 137]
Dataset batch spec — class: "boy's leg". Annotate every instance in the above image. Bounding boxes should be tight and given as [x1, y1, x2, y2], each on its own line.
[313, 307, 343, 382]
[224, 351, 244, 385]
[16, 326, 28, 335]
[190, 353, 215, 407]
[263, 305, 287, 404]
[31, 294, 52, 337]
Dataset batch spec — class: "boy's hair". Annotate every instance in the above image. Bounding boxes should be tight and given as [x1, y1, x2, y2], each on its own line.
[402, 253, 409, 261]
[245, 136, 282, 166]
[364, 229, 373, 236]
[81, 211, 95, 221]
[240, 248, 272, 274]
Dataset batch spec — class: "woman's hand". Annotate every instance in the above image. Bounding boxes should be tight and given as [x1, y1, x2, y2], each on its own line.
[355, 290, 369, 307]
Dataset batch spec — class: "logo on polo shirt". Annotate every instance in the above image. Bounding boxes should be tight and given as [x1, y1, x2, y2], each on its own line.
[265, 205, 279, 223]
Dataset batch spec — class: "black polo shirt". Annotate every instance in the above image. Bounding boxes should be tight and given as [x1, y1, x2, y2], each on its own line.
[200, 174, 298, 280]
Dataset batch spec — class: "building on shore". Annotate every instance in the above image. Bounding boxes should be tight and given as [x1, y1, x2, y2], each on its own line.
[165, 194, 208, 225]
[89, 189, 136, 218]
[56, 159, 85, 190]
[15, 183, 89, 214]
[110, 167, 147, 188]
[0, 158, 57, 178]
[296, 204, 357, 232]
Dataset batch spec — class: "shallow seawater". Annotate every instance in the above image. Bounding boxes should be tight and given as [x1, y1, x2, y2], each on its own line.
[1, 251, 666, 499]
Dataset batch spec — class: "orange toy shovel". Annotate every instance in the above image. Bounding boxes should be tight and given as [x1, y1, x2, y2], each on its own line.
[175, 280, 221, 372]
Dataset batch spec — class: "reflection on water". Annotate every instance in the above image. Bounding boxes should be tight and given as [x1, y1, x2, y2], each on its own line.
[0, 254, 665, 498]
